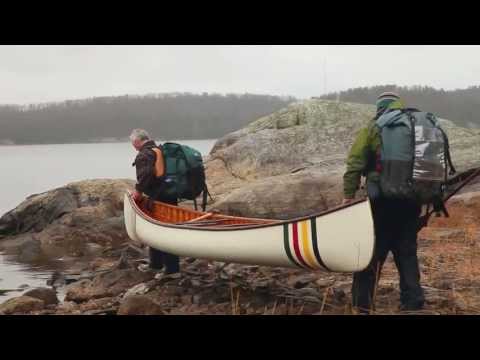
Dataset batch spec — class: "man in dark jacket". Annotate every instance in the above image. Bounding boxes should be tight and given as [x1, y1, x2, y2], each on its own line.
[343, 93, 425, 314]
[130, 128, 180, 275]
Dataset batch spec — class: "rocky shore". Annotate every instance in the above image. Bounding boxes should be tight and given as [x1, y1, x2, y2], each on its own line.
[1, 99, 480, 315]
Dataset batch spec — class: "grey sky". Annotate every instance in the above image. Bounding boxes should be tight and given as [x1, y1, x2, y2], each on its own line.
[2, 45, 480, 105]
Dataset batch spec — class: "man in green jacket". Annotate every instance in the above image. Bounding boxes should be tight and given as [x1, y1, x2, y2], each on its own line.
[343, 92, 425, 314]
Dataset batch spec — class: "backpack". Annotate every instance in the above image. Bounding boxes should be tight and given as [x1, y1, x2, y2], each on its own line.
[153, 142, 211, 211]
[375, 108, 456, 214]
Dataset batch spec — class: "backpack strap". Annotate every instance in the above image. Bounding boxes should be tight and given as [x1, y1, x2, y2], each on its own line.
[151, 147, 166, 178]
[149, 145, 171, 200]
[178, 144, 211, 211]
[404, 110, 417, 184]
[201, 183, 214, 212]
[201, 190, 207, 212]
[439, 127, 456, 176]
[403, 107, 420, 113]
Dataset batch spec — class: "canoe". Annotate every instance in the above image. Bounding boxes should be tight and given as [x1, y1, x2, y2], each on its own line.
[124, 192, 375, 272]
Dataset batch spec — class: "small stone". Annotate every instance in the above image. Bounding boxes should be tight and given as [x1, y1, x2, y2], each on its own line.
[287, 274, 318, 289]
[191, 279, 202, 287]
[181, 295, 193, 305]
[155, 272, 181, 284]
[165, 273, 182, 280]
[123, 283, 149, 298]
[192, 294, 203, 305]
[117, 295, 164, 315]
[56, 301, 80, 313]
[315, 279, 334, 288]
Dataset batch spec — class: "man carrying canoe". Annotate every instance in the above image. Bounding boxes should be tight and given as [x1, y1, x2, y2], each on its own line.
[343, 92, 427, 314]
[130, 128, 180, 275]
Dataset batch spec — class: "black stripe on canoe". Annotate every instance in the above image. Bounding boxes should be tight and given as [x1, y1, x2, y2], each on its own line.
[283, 223, 302, 268]
[310, 218, 331, 272]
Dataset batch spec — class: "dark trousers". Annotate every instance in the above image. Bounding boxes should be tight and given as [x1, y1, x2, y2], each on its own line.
[149, 247, 180, 274]
[147, 192, 180, 274]
[351, 197, 425, 312]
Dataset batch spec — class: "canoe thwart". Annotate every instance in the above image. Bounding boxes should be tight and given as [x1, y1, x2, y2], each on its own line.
[185, 213, 214, 223]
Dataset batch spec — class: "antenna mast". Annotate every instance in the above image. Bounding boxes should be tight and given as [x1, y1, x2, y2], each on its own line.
[323, 58, 327, 95]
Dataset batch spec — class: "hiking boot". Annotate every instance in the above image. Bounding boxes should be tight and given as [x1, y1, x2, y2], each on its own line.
[399, 301, 424, 311]
[352, 306, 371, 315]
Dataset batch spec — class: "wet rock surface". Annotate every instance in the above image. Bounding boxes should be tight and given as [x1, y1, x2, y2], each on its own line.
[0, 179, 135, 265]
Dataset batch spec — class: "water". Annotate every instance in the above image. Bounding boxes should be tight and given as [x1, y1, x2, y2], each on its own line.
[0, 256, 53, 300]
[0, 139, 216, 217]
[0, 139, 217, 301]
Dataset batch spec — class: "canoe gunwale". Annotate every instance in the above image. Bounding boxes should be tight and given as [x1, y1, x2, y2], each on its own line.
[126, 191, 368, 232]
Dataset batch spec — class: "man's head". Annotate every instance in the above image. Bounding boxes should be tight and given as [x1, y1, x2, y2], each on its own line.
[376, 91, 403, 116]
[130, 128, 151, 151]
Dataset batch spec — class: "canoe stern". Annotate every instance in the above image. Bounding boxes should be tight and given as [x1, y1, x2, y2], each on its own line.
[124, 192, 141, 245]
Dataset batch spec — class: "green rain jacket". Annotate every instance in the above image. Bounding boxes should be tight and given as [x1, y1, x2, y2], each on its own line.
[343, 100, 404, 199]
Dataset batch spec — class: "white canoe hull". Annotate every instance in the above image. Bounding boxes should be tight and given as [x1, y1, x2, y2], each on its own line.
[124, 193, 375, 272]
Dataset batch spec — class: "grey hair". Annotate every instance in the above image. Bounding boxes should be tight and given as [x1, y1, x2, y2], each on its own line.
[130, 128, 151, 142]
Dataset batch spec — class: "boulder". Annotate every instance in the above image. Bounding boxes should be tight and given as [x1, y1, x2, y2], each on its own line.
[64, 269, 154, 303]
[0, 296, 44, 314]
[0, 179, 135, 263]
[23, 287, 59, 306]
[206, 99, 480, 218]
[212, 169, 343, 219]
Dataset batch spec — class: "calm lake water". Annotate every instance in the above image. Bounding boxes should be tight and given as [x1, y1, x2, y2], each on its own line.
[0, 140, 216, 217]
[0, 140, 217, 301]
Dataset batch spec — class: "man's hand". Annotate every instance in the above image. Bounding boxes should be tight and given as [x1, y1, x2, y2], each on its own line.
[342, 197, 355, 205]
[132, 190, 143, 202]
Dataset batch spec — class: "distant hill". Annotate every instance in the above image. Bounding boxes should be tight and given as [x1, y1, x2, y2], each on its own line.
[319, 85, 480, 129]
[0, 93, 296, 145]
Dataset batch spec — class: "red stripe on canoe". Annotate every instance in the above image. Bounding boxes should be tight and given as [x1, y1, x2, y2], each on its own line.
[292, 222, 313, 269]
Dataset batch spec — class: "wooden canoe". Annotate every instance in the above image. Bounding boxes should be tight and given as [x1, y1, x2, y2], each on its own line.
[123, 192, 375, 272]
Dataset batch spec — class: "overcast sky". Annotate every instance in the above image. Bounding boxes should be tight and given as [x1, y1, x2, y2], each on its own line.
[2, 45, 480, 105]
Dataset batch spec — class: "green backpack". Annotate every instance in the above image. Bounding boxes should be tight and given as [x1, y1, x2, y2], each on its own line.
[375, 108, 456, 214]
[159, 142, 210, 211]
